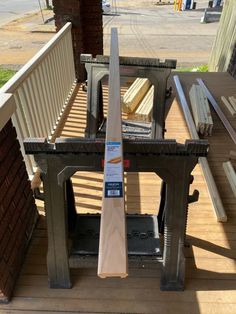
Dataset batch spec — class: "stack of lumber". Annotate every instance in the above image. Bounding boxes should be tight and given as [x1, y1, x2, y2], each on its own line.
[174, 75, 227, 222]
[122, 78, 151, 113]
[221, 95, 236, 116]
[134, 85, 154, 122]
[223, 160, 236, 198]
[189, 84, 213, 136]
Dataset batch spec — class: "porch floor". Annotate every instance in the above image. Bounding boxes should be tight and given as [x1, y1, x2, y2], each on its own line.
[1, 72, 236, 313]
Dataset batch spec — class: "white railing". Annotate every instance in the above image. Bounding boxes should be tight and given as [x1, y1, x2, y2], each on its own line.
[0, 22, 76, 176]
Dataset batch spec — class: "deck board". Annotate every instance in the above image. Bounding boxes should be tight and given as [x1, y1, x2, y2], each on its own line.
[1, 72, 236, 313]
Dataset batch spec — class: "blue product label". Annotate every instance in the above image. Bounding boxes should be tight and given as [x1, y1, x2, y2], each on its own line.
[105, 182, 123, 198]
[104, 141, 123, 198]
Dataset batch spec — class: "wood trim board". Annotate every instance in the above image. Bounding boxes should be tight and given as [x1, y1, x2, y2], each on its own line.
[223, 161, 236, 198]
[173, 75, 227, 222]
[98, 28, 128, 278]
[197, 78, 236, 145]
[221, 96, 236, 117]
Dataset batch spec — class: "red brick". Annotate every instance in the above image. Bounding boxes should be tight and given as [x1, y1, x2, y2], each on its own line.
[0, 154, 23, 202]
[0, 229, 11, 256]
[0, 141, 21, 187]
[0, 209, 12, 242]
[53, 0, 103, 80]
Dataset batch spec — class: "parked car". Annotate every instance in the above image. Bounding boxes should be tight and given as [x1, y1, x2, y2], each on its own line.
[102, 0, 111, 14]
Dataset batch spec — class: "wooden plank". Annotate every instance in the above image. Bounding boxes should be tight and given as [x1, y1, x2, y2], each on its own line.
[189, 84, 213, 136]
[221, 96, 236, 117]
[197, 79, 236, 144]
[98, 28, 128, 278]
[228, 96, 236, 111]
[173, 75, 227, 222]
[2, 297, 236, 314]
[223, 161, 236, 198]
[134, 85, 154, 122]
[122, 78, 151, 113]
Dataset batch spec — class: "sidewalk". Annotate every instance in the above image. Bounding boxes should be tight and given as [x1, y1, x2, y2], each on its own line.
[0, 10, 55, 70]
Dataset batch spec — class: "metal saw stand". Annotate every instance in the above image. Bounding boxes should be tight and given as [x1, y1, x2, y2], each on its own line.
[24, 138, 208, 291]
[80, 54, 177, 139]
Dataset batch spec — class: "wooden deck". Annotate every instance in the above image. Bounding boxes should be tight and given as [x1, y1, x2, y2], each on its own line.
[1, 72, 236, 313]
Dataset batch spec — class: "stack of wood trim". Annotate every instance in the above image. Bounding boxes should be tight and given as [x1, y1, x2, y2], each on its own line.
[223, 161, 236, 198]
[174, 75, 227, 222]
[221, 96, 236, 116]
[197, 78, 236, 145]
[189, 84, 213, 136]
[134, 85, 154, 122]
[122, 78, 151, 113]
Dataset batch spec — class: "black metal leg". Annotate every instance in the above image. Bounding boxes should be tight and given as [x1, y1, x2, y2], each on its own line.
[43, 160, 71, 289]
[158, 180, 166, 234]
[65, 178, 77, 234]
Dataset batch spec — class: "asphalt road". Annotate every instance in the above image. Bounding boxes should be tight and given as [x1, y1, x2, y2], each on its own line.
[0, 0, 42, 26]
[103, 0, 220, 67]
[0, 0, 220, 68]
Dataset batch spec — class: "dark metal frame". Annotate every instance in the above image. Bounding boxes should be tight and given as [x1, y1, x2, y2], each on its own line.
[80, 54, 177, 139]
[24, 138, 208, 290]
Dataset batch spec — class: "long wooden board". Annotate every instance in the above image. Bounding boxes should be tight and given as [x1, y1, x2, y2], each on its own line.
[173, 75, 227, 222]
[223, 161, 236, 198]
[98, 28, 128, 278]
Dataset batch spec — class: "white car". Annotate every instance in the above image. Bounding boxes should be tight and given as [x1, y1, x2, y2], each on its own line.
[102, 0, 111, 14]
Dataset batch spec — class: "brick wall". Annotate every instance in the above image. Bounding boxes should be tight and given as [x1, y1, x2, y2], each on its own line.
[52, 0, 103, 81]
[227, 43, 236, 79]
[0, 120, 38, 303]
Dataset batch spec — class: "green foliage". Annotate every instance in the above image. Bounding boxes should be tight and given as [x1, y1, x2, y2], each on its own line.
[195, 64, 208, 72]
[0, 68, 16, 88]
[175, 64, 209, 72]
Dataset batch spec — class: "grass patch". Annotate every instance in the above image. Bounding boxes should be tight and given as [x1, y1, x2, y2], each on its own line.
[0, 68, 16, 88]
[176, 64, 209, 72]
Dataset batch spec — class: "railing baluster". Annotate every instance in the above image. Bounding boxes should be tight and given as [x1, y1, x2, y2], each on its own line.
[58, 39, 67, 104]
[64, 34, 72, 94]
[23, 80, 40, 136]
[52, 46, 65, 113]
[31, 73, 48, 136]
[40, 61, 56, 130]
[45, 55, 59, 123]
[50, 50, 62, 119]
[67, 32, 76, 86]
[0, 23, 76, 177]
[27, 76, 44, 137]
[35, 68, 51, 136]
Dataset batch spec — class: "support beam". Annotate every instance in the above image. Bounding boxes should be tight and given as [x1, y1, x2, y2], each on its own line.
[174, 75, 227, 222]
[98, 28, 128, 278]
